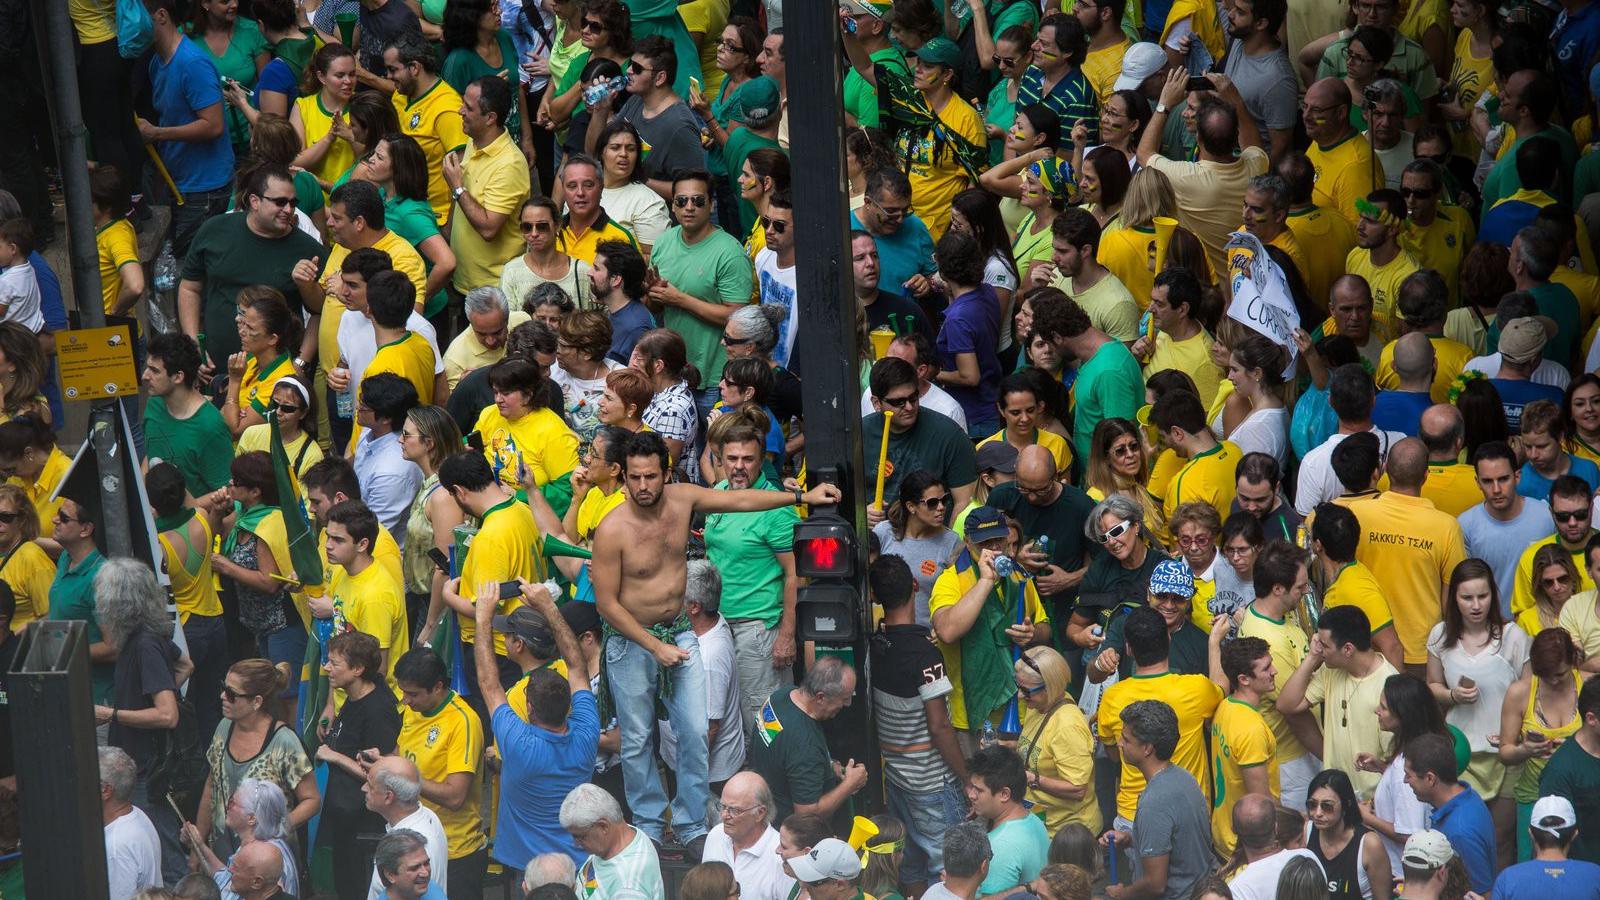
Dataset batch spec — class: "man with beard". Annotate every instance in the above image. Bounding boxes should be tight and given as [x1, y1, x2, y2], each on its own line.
[590, 431, 840, 854]
[588, 241, 655, 364]
[384, 32, 467, 226]
[1221, 0, 1296, 163]
[1077, 0, 1131, 103]
[1344, 189, 1420, 322]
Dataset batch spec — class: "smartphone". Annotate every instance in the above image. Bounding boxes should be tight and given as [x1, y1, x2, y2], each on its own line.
[1527, 730, 1548, 743]
[426, 548, 451, 574]
[689, 75, 701, 94]
[466, 431, 485, 452]
[1458, 675, 1476, 689]
[1184, 75, 1212, 92]
[498, 581, 522, 601]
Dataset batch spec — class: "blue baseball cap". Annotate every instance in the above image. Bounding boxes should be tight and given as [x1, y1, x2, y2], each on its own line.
[1149, 558, 1195, 599]
[963, 505, 1010, 544]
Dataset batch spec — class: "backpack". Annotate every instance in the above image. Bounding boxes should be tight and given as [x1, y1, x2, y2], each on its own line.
[116, 0, 153, 60]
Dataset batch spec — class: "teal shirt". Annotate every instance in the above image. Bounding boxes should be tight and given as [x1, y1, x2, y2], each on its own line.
[723, 127, 783, 233]
[1481, 124, 1580, 210]
[49, 549, 112, 703]
[650, 226, 753, 387]
[442, 30, 523, 141]
[984, 77, 1017, 167]
[702, 475, 799, 626]
[978, 813, 1049, 896]
[1071, 340, 1145, 463]
[384, 193, 448, 317]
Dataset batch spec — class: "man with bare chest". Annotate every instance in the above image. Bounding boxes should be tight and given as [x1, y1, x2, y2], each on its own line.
[591, 432, 841, 849]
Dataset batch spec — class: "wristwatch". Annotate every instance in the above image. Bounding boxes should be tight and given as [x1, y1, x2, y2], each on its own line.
[793, 489, 804, 506]
[452, 185, 467, 200]
[1154, 102, 1170, 115]
[293, 356, 308, 370]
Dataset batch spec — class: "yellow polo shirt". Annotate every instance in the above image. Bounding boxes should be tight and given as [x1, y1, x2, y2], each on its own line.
[1307, 133, 1385, 228]
[393, 78, 469, 225]
[1373, 334, 1473, 402]
[96, 219, 139, 314]
[15, 446, 68, 536]
[1163, 441, 1241, 524]
[1322, 560, 1395, 633]
[1345, 247, 1421, 322]
[1211, 696, 1278, 856]
[450, 130, 532, 292]
[1, 540, 55, 631]
[398, 691, 485, 858]
[1556, 591, 1600, 659]
[928, 559, 1049, 730]
[457, 498, 546, 655]
[442, 310, 531, 388]
[1348, 492, 1467, 663]
[318, 231, 429, 382]
[1418, 461, 1484, 518]
[1095, 671, 1222, 820]
[561, 211, 638, 266]
[1285, 205, 1358, 307]
[1512, 535, 1595, 617]
[1238, 604, 1311, 764]
[1098, 225, 1157, 310]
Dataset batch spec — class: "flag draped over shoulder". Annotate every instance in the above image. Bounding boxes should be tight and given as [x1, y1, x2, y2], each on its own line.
[884, 73, 987, 184]
[270, 409, 327, 751]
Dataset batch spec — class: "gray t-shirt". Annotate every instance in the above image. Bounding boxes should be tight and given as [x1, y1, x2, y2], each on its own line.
[1459, 499, 1555, 617]
[874, 521, 964, 627]
[1223, 41, 1299, 139]
[616, 96, 707, 182]
[1132, 764, 1214, 900]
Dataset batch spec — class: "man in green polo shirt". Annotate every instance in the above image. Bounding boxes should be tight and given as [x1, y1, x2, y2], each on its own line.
[840, 3, 909, 128]
[703, 414, 799, 731]
[48, 497, 113, 702]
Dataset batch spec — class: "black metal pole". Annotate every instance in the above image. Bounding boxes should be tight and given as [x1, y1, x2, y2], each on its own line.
[786, 4, 878, 796]
[33, 0, 134, 559]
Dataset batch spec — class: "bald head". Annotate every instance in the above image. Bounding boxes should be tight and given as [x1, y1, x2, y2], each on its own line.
[1418, 404, 1463, 459]
[1307, 78, 1351, 109]
[374, 754, 420, 785]
[1331, 274, 1371, 305]
[720, 771, 774, 835]
[1391, 332, 1435, 386]
[1385, 437, 1429, 492]
[1016, 445, 1057, 485]
[232, 839, 284, 896]
[1233, 794, 1279, 851]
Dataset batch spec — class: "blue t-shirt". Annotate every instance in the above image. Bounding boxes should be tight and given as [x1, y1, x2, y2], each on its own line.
[937, 285, 1003, 430]
[491, 689, 602, 867]
[148, 37, 235, 192]
[607, 300, 657, 364]
[1480, 197, 1542, 250]
[1553, 2, 1600, 121]
[1432, 786, 1497, 894]
[253, 57, 299, 107]
[1490, 856, 1600, 900]
[978, 812, 1049, 896]
[1459, 498, 1554, 616]
[849, 209, 937, 297]
[1490, 378, 1566, 434]
[1371, 389, 1431, 436]
[1520, 455, 1600, 501]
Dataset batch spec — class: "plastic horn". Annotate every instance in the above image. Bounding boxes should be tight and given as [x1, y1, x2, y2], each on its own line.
[542, 534, 594, 560]
[1152, 216, 1178, 273]
[139, 115, 185, 207]
[847, 816, 879, 852]
[873, 411, 894, 509]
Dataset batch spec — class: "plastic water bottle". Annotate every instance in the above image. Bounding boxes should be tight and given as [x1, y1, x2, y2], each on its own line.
[581, 75, 628, 108]
[980, 721, 998, 749]
[993, 554, 1017, 578]
[333, 360, 354, 418]
[153, 241, 177, 293]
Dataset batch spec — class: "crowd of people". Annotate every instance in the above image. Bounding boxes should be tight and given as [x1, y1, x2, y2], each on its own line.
[5, 0, 1600, 896]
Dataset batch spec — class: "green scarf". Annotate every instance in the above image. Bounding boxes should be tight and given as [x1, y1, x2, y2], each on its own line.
[154, 507, 195, 534]
[886, 77, 987, 184]
[597, 613, 693, 723]
[222, 502, 273, 556]
[954, 549, 1020, 725]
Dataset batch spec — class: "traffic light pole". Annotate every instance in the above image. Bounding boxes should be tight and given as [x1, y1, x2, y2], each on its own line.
[786, 4, 878, 797]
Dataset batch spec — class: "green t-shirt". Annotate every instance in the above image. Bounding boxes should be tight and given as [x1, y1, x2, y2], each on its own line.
[144, 395, 236, 497]
[650, 225, 753, 387]
[703, 476, 799, 626]
[1540, 732, 1600, 864]
[291, 169, 325, 214]
[723, 127, 783, 233]
[557, 49, 592, 116]
[442, 30, 523, 141]
[179, 209, 324, 367]
[49, 550, 112, 703]
[385, 194, 448, 317]
[1070, 340, 1145, 463]
[1481, 124, 1581, 210]
[197, 17, 268, 149]
[861, 410, 980, 506]
[843, 47, 909, 129]
[748, 687, 840, 827]
[984, 77, 1016, 167]
[1530, 281, 1581, 369]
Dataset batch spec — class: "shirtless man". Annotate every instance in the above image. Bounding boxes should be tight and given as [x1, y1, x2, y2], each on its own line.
[590, 431, 842, 850]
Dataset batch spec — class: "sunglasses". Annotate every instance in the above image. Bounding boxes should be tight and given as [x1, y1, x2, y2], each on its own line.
[721, 334, 753, 346]
[0, 511, 20, 524]
[1099, 519, 1134, 543]
[275, 404, 303, 415]
[580, 18, 606, 32]
[1554, 509, 1589, 522]
[1399, 186, 1437, 199]
[53, 510, 82, 525]
[520, 220, 553, 234]
[759, 216, 789, 234]
[259, 194, 297, 209]
[674, 195, 708, 209]
[881, 393, 919, 409]
[629, 61, 652, 75]
[916, 494, 952, 508]
[221, 686, 260, 703]
[991, 54, 1018, 67]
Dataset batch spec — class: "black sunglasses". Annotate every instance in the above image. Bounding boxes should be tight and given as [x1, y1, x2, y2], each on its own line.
[221, 686, 260, 703]
[0, 511, 21, 524]
[721, 334, 753, 346]
[259, 194, 297, 209]
[580, 18, 606, 31]
[520, 220, 553, 234]
[760, 215, 788, 234]
[674, 195, 708, 209]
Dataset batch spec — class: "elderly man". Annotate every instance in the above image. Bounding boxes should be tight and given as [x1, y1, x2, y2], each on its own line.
[1223, 795, 1325, 898]
[522, 853, 578, 895]
[1417, 405, 1483, 518]
[374, 829, 442, 900]
[562, 783, 665, 900]
[748, 657, 868, 831]
[986, 446, 1095, 628]
[228, 841, 293, 900]
[365, 755, 449, 898]
[101, 746, 160, 900]
[1302, 79, 1384, 228]
[1311, 274, 1388, 365]
[702, 772, 788, 900]
[1508, 226, 1582, 369]
[658, 560, 747, 791]
[442, 286, 530, 392]
[1363, 80, 1413, 189]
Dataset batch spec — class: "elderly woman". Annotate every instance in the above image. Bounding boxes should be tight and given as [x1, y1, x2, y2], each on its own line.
[1065, 494, 1172, 651]
[1169, 502, 1222, 630]
[722, 304, 803, 436]
[552, 309, 621, 454]
[185, 778, 301, 898]
[1014, 646, 1100, 837]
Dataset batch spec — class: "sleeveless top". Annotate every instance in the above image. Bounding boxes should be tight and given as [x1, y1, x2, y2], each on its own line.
[1515, 671, 1585, 802]
[1308, 823, 1372, 899]
[402, 474, 443, 595]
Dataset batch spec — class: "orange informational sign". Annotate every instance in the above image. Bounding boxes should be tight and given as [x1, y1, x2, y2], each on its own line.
[56, 326, 139, 401]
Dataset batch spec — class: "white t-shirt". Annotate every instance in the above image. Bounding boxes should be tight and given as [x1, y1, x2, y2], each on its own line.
[1374, 752, 1431, 873]
[754, 249, 799, 368]
[0, 262, 42, 333]
[550, 359, 623, 450]
[1225, 848, 1324, 900]
[1478, 352, 1575, 389]
[1295, 427, 1406, 515]
[858, 383, 969, 432]
[1227, 406, 1290, 468]
[985, 254, 1019, 350]
[659, 617, 747, 782]
[105, 807, 161, 900]
[601, 182, 672, 250]
[336, 309, 444, 400]
[369, 805, 450, 900]
[701, 824, 791, 900]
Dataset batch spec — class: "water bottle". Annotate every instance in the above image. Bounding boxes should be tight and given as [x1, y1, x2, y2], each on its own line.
[154, 240, 177, 293]
[333, 358, 354, 418]
[980, 721, 998, 749]
[992, 554, 1017, 578]
[1033, 534, 1051, 556]
[581, 75, 628, 108]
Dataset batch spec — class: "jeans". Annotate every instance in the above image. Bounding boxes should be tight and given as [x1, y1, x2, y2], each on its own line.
[605, 630, 711, 843]
[169, 184, 233, 260]
[256, 618, 308, 703]
[885, 779, 967, 884]
[727, 618, 793, 732]
[132, 776, 188, 886]
[183, 613, 229, 739]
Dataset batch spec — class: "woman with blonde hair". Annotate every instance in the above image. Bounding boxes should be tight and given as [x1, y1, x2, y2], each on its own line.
[1083, 417, 1165, 543]
[1097, 167, 1177, 306]
[1519, 544, 1578, 636]
[1014, 646, 1100, 835]
[400, 405, 466, 641]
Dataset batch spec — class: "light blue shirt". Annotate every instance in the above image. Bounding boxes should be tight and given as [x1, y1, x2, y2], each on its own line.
[353, 429, 424, 543]
[1459, 498, 1554, 617]
[1519, 455, 1600, 501]
[978, 813, 1049, 896]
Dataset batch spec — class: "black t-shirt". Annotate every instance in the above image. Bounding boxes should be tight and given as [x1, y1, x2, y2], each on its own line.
[987, 481, 1099, 605]
[109, 628, 180, 780]
[323, 684, 401, 826]
[771, 366, 803, 427]
[864, 290, 937, 343]
[869, 623, 946, 699]
[1077, 547, 1173, 622]
[358, 0, 420, 72]
[0, 632, 17, 779]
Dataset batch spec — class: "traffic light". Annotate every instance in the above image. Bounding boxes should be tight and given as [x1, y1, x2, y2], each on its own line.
[794, 510, 861, 642]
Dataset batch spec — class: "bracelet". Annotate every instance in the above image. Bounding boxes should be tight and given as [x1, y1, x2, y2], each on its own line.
[111, 708, 118, 725]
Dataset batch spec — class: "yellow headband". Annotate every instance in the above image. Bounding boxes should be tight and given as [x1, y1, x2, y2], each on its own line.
[860, 840, 905, 867]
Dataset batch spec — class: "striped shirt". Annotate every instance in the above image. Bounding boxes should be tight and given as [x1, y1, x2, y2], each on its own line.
[1018, 66, 1100, 148]
[869, 623, 959, 794]
[577, 827, 665, 900]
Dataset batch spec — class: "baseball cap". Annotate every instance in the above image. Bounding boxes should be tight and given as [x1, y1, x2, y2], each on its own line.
[493, 607, 552, 645]
[1401, 830, 1455, 869]
[1114, 43, 1166, 92]
[1498, 316, 1557, 364]
[561, 600, 602, 636]
[909, 36, 961, 69]
[788, 839, 862, 883]
[963, 505, 1010, 544]
[1530, 795, 1578, 835]
[734, 76, 781, 129]
[1149, 558, 1196, 599]
[975, 441, 1020, 475]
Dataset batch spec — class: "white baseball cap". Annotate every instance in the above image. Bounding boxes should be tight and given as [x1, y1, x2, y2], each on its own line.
[788, 839, 862, 883]
[1114, 43, 1167, 92]
[1402, 830, 1455, 869]
[1530, 795, 1578, 835]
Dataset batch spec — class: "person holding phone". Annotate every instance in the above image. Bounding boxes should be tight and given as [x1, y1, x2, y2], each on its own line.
[1501, 628, 1585, 861]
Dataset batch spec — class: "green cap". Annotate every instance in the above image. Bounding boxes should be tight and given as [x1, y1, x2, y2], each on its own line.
[910, 36, 962, 69]
[734, 76, 782, 128]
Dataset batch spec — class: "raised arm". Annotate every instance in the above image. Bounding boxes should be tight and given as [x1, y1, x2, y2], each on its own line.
[688, 481, 841, 515]
[521, 580, 591, 695]
[472, 580, 510, 715]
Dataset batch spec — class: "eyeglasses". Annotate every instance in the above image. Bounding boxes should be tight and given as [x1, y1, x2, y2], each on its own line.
[718, 39, 746, 52]
[714, 801, 761, 817]
[991, 54, 1018, 68]
[1554, 509, 1589, 523]
[1176, 533, 1213, 548]
[275, 404, 302, 415]
[1099, 519, 1133, 543]
[53, 510, 81, 525]
[1017, 483, 1055, 498]
[221, 686, 259, 703]
[1222, 544, 1255, 558]
[720, 334, 754, 347]
[1399, 186, 1437, 199]
[759, 215, 789, 234]
[1343, 47, 1376, 64]
[917, 494, 952, 508]
[580, 18, 607, 32]
[866, 195, 910, 219]
[674, 194, 709, 209]
[520, 220, 553, 234]
[880, 392, 919, 409]
[259, 194, 297, 209]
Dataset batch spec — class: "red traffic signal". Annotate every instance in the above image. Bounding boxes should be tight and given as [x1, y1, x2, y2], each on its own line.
[793, 517, 857, 579]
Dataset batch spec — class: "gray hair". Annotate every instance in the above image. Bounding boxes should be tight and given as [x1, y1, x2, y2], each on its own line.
[172, 873, 223, 900]
[374, 828, 428, 884]
[799, 655, 853, 700]
[1121, 699, 1180, 761]
[1247, 174, 1290, 213]
[941, 822, 992, 879]
[0, 192, 19, 221]
[559, 782, 624, 831]
[752, 778, 777, 825]
[523, 853, 578, 894]
[94, 559, 170, 649]
[1084, 493, 1144, 542]
[726, 304, 783, 354]
[464, 286, 509, 317]
[98, 746, 137, 803]
[374, 765, 423, 806]
[1367, 78, 1407, 112]
[685, 559, 723, 617]
[523, 281, 574, 313]
[233, 778, 289, 842]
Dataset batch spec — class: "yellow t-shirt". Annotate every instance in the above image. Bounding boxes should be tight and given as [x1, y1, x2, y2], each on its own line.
[398, 691, 485, 858]
[1147, 447, 1185, 507]
[317, 231, 430, 381]
[1304, 656, 1400, 797]
[394, 78, 470, 225]
[1285, 205, 1359, 308]
[96, 219, 139, 315]
[14, 445, 70, 536]
[366, 332, 438, 405]
[677, 0, 731, 99]
[1190, 571, 1218, 631]
[1146, 330, 1223, 409]
[1418, 461, 1484, 518]
[1210, 696, 1279, 857]
[1345, 247, 1421, 322]
[1160, 0, 1226, 60]
[294, 94, 357, 191]
[238, 353, 296, 419]
[1515, 605, 1554, 637]
[1398, 0, 1448, 52]
[1307, 134, 1386, 228]
[975, 430, 1073, 479]
[1082, 39, 1130, 104]
[1373, 334, 1473, 402]
[1, 540, 55, 632]
[158, 514, 223, 623]
[471, 405, 580, 493]
[1513, 536, 1594, 617]
[457, 498, 546, 655]
[928, 560, 1050, 730]
[450, 131, 533, 292]
[1018, 701, 1102, 835]
[1163, 441, 1241, 524]
[1095, 671, 1223, 821]
[506, 657, 574, 723]
[1400, 206, 1475, 303]
[1556, 591, 1600, 659]
[315, 524, 406, 599]
[236, 425, 325, 488]
[1322, 560, 1395, 633]
[69, 0, 117, 43]
[443, 310, 532, 388]
[1098, 225, 1157, 310]
[1348, 492, 1467, 663]
[897, 93, 983, 240]
[1238, 605, 1311, 764]
[1447, 29, 1495, 159]
[574, 486, 625, 543]
[330, 559, 410, 697]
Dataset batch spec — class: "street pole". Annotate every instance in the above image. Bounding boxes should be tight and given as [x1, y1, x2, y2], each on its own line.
[786, 4, 878, 795]
[34, 0, 134, 559]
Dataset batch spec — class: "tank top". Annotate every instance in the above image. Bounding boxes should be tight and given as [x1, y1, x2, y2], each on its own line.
[1515, 671, 1584, 802]
[1309, 823, 1372, 899]
[294, 94, 356, 189]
